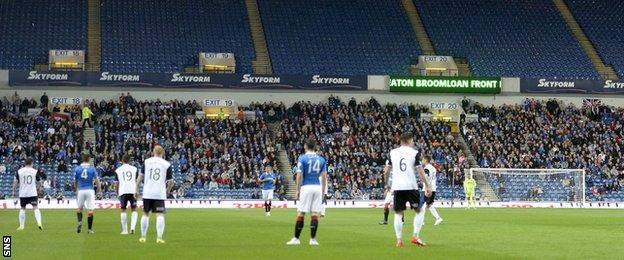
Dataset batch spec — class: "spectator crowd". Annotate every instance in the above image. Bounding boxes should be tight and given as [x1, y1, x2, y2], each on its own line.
[280, 96, 467, 200]
[1, 93, 623, 202]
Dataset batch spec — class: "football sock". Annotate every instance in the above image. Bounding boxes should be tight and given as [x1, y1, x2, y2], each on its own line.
[310, 215, 319, 239]
[264, 202, 269, 212]
[87, 213, 94, 230]
[413, 210, 425, 237]
[77, 212, 83, 224]
[141, 216, 149, 238]
[130, 211, 138, 231]
[268, 201, 272, 212]
[156, 215, 165, 240]
[394, 213, 403, 240]
[429, 207, 441, 220]
[383, 207, 389, 222]
[34, 209, 42, 227]
[18, 209, 26, 228]
[121, 212, 128, 232]
[294, 216, 304, 239]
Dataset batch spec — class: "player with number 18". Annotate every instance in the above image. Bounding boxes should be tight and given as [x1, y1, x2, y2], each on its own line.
[136, 145, 173, 243]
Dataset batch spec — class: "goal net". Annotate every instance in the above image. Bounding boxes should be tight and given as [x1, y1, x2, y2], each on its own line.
[471, 168, 585, 205]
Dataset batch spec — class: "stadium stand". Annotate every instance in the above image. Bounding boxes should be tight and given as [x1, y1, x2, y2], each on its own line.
[465, 98, 624, 202]
[100, 0, 255, 73]
[0, 0, 87, 70]
[91, 97, 283, 199]
[257, 0, 421, 75]
[566, 0, 624, 78]
[2, 93, 623, 203]
[414, 0, 600, 79]
[0, 93, 84, 198]
[279, 97, 471, 200]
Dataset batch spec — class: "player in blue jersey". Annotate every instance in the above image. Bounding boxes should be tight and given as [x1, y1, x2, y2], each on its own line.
[286, 139, 327, 246]
[74, 154, 102, 234]
[259, 166, 276, 217]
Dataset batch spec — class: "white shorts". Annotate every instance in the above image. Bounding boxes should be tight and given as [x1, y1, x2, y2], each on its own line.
[77, 190, 96, 210]
[384, 190, 394, 205]
[298, 185, 322, 213]
[262, 189, 274, 200]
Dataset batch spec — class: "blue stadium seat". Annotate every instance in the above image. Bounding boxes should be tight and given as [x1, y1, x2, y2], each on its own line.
[414, 0, 600, 79]
[566, 0, 624, 78]
[100, 0, 254, 73]
[258, 0, 421, 75]
[0, 0, 87, 69]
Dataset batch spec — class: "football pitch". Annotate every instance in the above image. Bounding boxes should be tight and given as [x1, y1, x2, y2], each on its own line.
[0, 208, 620, 259]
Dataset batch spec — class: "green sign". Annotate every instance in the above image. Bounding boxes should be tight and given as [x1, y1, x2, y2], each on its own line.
[389, 76, 501, 94]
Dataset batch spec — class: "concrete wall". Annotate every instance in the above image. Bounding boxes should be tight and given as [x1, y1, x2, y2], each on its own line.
[4, 86, 624, 107]
[0, 70, 8, 87]
[367, 75, 387, 91]
[501, 77, 519, 93]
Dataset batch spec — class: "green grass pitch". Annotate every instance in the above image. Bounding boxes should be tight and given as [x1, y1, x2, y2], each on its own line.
[0, 208, 621, 259]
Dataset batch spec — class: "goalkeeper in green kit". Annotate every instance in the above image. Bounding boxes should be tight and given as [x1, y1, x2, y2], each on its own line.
[463, 174, 477, 209]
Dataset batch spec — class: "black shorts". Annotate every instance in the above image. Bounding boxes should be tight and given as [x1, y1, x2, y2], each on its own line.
[19, 196, 38, 208]
[119, 194, 137, 210]
[393, 190, 421, 212]
[425, 191, 436, 206]
[143, 199, 166, 214]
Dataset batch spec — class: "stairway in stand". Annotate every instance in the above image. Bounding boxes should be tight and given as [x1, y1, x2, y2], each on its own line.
[455, 133, 499, 201]
[401, 0, 435, 55]
[553, 0, 618, 80]
[83, 127, 96, 149]
[245, 0, 273, 74]
[268, 123, 296, 199]
[86, 0, 102, 71]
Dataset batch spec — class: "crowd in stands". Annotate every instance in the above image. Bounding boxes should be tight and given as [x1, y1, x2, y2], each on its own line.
[91, 96, 284, 199]
[280, 96, 467, 200]
[466, 98, 624, 201]
[2, 93, 624, 202]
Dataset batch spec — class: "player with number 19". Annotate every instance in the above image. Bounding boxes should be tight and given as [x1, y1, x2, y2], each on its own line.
[115, 154, 139, 235]
[74, 154, 102, 234]
[136, 145, 173, 244]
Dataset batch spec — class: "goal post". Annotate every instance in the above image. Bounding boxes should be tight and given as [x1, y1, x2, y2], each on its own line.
[470, 168, 585, 206]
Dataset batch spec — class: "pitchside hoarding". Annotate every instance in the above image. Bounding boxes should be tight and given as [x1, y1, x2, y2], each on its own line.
[389, 76, 501, 94]
[520, 78, 624, 94]
[9, 71, 368, 90]
[0, 200, 619, 209]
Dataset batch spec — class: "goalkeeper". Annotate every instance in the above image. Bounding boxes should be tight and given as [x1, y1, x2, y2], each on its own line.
[463, 174, 477, 209]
